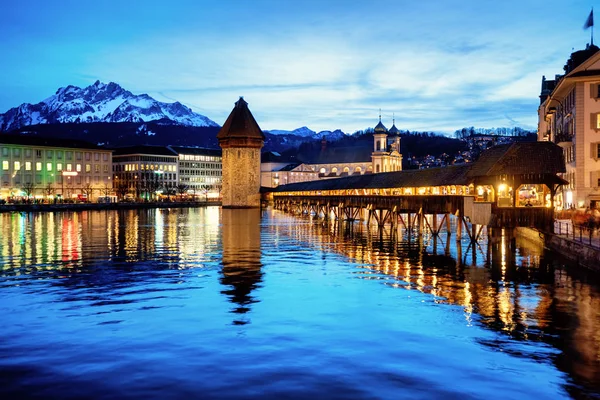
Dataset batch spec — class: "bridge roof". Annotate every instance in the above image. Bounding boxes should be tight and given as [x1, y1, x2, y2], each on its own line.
[467, 141, 565, 176]
[274, 164, 472, 192]
[273, 142, 566, 193]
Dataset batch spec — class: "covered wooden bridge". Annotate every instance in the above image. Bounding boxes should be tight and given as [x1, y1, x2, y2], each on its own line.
[265, 142, 566, 237]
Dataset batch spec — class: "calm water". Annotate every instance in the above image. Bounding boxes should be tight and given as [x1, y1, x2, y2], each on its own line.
[1, 207, 599, 399]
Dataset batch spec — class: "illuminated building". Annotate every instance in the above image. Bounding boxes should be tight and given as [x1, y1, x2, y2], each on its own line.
[538, 42, 600, 208]
[0, 134, 112, 201]
[169, 146, 222, 199]
[112, 145, 179, 200]
[261, 115, 403, 188]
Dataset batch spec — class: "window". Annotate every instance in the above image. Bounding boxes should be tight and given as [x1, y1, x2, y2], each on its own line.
[36, 150, 42, 158]
[46, 163, 52, 171]
[66, 151, 72, 160]
[67, 163, 72, 172]
[25, 162, 31, 171]
[14, 161, 20, 170]
[36, 162, 42, 171]
[25, 149, 31, 157]
[1, 147, 7, 157]
[57, 163, 63, 171]
[13, 148, 20, 157]
[57, 151, 63, 159]
[76, 152, 82, 161]
[85, 164, 91, 173]
[85, 152, 91, 161]
[103, 153, 108, 161]
[95, 164, 100, 173]
[94, 153, 100, 161]
[76, 164, 81, 172]
[46, 150, 53, 158]
[2, 161, 8, 170]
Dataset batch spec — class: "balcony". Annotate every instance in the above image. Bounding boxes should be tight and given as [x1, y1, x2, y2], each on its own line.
[554, 132, 573, 144]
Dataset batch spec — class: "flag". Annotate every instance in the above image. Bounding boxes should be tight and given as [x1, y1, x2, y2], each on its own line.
[584, 9, 594, 30]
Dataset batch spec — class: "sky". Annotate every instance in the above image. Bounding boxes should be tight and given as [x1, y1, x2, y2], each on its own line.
[0, 0, 597, 134]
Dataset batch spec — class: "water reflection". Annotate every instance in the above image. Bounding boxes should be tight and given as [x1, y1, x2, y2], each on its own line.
[220, 208, 263, 324]
[266, 209, 600, 397]
[0, 209, 599, 398]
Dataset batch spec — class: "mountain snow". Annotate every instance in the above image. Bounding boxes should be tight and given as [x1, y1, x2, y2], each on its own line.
[0, 80, 219, 132]
[266, 126, 346, 139]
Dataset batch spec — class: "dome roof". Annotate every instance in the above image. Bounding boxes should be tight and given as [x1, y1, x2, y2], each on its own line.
[374, 121, 387, 133]
[388, 123, 399, 134]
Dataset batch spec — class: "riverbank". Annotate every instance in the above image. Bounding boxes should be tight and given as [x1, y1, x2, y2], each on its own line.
[517, 226, 600, 272]
[0, 200, 221, 213]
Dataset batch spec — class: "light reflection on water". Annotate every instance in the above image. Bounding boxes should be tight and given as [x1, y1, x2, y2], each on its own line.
[0, 207, 599, 399]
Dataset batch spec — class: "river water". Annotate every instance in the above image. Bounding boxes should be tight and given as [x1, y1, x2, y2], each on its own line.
[0, 207, 599, 399]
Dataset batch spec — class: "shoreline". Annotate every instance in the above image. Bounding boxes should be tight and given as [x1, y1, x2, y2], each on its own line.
[0, 200, 222, 213]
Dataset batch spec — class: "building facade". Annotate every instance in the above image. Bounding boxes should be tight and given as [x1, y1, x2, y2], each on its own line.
[538, 43, 600, 209]
[112, 146, 179, 200]
[0, 134, 112, 201]
[169, 146, 222, 199]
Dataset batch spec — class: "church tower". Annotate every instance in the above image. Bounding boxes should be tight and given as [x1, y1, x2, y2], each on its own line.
[217, 97, 265, 208]
[371, 113, 388, 173]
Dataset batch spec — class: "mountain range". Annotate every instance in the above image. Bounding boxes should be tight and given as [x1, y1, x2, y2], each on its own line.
[0, 81, 349, 151]
[0, 81, 219, 132]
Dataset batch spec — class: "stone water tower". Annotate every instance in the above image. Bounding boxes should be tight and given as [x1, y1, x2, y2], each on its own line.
[217, 97, 265, 208]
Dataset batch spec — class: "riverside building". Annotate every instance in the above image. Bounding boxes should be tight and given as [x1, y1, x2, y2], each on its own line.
[538, 43, 600, 209]
[169, 146, 222, 200]
[112, 146, 179, 200]
[261, 116, 403, 188]
[0, 134, 112, 201]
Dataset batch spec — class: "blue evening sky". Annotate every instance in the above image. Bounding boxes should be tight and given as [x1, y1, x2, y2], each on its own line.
[0, 0, 595, 134]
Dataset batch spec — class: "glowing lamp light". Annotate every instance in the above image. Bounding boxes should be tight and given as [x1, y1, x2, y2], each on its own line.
[566, 190, 573, 205]
[62, 171, 78, 176]
[498, 184, 507, 193]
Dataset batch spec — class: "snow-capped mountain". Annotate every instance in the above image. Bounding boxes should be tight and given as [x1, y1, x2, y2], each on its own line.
[0, 81, 219, 132]
[266, 126, 346, 139]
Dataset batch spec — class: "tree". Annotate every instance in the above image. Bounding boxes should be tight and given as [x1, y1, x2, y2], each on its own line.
[22, 182, 35, 198]
[115, 181, 129, 200]
[44, 183, 55, 198]
[100, 184, 113, 197]
[81, 183, 94, 201]
[146, 179, 162, 201]
[176, 184, 189, 200]
[200, 184, 211, 202]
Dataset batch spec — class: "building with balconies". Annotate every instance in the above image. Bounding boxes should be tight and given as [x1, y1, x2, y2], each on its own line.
[538, 43, 600, 209]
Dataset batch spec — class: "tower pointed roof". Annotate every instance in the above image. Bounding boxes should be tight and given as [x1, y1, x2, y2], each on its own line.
[217, 97, 265, 141]
[389, 114, 399, 134]
[374, 113, 387, 133]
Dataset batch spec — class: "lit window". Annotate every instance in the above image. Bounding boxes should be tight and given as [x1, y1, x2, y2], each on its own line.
[57, 163, 63, 171]
[36, 162, 42, 171]
[14, 161, 20, 170]
[1, 161, 8, 170]
[85, 164, 91, 173]
[597, 114, 600, 129]
[76, 164, 81, 172]
[25, 162, 31, 171]
[46, 163, 52, 171]
[67, 163, 72, 171]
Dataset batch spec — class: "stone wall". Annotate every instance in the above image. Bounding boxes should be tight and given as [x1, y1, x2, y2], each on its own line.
[221, 147, 261, 208]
